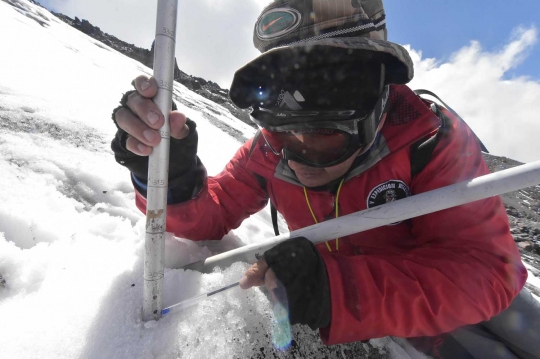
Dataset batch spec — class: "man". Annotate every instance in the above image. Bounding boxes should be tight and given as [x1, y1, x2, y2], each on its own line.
[111, 1, 538, 357]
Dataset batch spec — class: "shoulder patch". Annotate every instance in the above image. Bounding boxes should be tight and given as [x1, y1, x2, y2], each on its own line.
[367, 179, 411, 208]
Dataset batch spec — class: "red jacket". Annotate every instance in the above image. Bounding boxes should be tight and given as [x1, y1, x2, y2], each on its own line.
[135, 85, 527, 344]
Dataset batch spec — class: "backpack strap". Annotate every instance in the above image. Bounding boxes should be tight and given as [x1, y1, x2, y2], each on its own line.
[250, 130, 280, 236]
[250, 130, 270, 193]
[409, 101, 451, 178]
[249, 129, 263, 156]
[270, 205, 279, 236]
[414, 89, 489, 153]
[410, 131, 441, 178]
[411, 89, 490, 177]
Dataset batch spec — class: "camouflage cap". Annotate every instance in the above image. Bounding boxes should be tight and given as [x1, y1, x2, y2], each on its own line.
[230, 0, 414, 109]
[253, 0, 388, 52]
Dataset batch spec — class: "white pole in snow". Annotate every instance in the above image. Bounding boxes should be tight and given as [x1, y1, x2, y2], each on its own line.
[143, 0, 178, 322]
[181, 160, 540, 274]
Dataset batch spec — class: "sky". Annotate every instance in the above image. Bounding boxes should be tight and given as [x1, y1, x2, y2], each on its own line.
[384, 0, 540, 81]
[0, 1, 427, 357]
[0, 2, 539, 358]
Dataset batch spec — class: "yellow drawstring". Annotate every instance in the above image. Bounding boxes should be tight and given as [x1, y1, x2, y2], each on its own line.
[303, 178, 345, 252]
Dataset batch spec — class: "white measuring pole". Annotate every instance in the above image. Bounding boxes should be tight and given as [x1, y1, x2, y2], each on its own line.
[180, 160, 540, 274]
[143, 0, 178, 322]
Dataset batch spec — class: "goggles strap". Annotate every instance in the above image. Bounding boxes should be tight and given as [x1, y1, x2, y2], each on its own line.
[303, 178, 345, 252]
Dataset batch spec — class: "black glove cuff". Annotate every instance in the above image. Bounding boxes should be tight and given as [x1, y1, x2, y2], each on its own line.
[264, 237, 332, 330]
[132, 156, 207, 204]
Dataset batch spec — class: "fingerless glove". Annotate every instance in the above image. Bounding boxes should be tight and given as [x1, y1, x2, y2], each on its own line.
[111, 91, 207, 203]
[264, 237, 332, 330]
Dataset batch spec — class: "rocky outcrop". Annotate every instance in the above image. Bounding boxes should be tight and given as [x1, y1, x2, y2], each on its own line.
[483, 153, 540, 260]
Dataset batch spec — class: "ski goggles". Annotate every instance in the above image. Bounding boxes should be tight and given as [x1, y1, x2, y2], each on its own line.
[251, 86, 390, 167]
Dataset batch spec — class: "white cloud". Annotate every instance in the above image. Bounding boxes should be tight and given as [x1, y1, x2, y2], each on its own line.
[407, 27, 540, 163]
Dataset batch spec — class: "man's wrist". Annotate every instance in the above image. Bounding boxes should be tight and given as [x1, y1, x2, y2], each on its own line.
[131, 158, 207, 204]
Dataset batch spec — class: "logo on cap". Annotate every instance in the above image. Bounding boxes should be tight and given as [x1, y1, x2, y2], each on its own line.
[256, 8, 302, 40]
[276, 89, 305, 110]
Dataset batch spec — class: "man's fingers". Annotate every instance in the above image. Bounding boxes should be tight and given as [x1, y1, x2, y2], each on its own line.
[264, 268, 287, 306]
[115, 107, 161, 151]
[128, 76, 164, 131]
[264, 268, 279, 291]
[118, 76, 190, 154]
[170, 111, 189, 139]
[133, 75, 158, 99]
[239, 258, 269, 289]
[126, 136, 153, 156]
[126, 91, 164, 130]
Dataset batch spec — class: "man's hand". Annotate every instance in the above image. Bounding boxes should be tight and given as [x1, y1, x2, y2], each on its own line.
[113, 74, 189, 156]
[240, 237, 332, 330]
[111, 75, 206, 202]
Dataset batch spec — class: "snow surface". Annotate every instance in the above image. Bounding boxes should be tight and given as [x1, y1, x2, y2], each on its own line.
[0, 1, 412, 358]
[0, 1, 538, 359]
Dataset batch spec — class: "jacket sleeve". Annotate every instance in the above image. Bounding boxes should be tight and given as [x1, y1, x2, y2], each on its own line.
[320, 111, 527, 344]
[134, 137, 269, 240]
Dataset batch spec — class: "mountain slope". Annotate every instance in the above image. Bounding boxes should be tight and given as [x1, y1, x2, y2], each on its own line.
[46, 3, 253, 127]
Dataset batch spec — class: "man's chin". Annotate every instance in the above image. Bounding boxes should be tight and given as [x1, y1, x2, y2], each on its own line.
[297, 175, 329, 188]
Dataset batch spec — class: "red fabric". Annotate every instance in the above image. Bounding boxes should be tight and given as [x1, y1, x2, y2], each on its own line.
[135, 85, 526, 344]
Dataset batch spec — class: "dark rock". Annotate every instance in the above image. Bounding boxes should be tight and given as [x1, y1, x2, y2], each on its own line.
[513, 234, 531, 242]
[520, 243, 540, 255]
[520, 226, 530, 233]
[506, 208, 520, 217]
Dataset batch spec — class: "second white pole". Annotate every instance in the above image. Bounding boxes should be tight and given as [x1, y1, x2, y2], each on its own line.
[180, 160, 540, 273]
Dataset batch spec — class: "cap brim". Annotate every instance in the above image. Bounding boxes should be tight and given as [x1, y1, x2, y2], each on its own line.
[230, 37, 413, 109]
